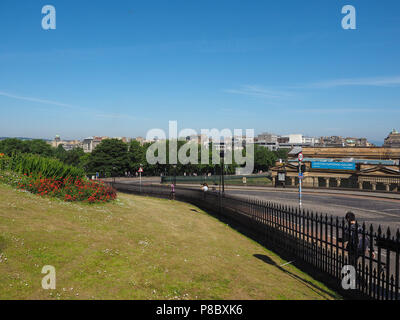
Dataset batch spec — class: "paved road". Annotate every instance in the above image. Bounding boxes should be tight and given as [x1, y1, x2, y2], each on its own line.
[113, 177, 400, 232]
[225, 188, 400, 232]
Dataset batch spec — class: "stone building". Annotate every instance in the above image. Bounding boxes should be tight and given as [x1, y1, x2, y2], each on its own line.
[384, 129, 400, 148]
[271, 147, 400, 193]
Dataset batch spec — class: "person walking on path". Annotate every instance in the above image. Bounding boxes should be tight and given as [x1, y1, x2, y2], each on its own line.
[201, 183, 209, 199]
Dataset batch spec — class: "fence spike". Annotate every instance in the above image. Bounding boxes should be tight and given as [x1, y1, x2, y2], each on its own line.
[386, 227, 391, 240]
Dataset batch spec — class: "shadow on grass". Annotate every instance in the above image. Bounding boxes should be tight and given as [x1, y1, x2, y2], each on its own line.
[253, 254, 338, 300]
[0, 236, 6, 252]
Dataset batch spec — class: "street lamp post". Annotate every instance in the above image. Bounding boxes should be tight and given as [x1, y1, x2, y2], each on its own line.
[220, 143, 225, 195]
[112, 166, 117, 185]
[139, 163, 143, 193]
[173, 164, 177, 186]
[298, 152, 304, 208]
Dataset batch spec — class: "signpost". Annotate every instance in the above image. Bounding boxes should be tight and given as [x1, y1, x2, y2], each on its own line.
[298, 152, 303, 208]
[138, 167, 143, 193]
[220, 143, 226, 194]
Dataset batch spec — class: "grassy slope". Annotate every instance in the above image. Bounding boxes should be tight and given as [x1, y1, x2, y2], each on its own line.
[0, 183, 340, 300]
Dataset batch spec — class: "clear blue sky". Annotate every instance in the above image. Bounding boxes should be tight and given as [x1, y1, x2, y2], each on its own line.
[0, 0, 399, 143]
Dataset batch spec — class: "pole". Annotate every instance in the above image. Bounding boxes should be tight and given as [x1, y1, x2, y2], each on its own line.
[299, 161, 302, 208]
[219, 164, 222, 195]
[139, 171, 142, 193]
[173, 165, 177, 186]
[222, 157, 225, 194]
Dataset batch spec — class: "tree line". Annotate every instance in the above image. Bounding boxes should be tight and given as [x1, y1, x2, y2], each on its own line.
[0, 138, 288, 177]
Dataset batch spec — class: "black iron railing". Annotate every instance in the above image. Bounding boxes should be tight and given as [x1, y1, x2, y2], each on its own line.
[110, 182, 400, 300]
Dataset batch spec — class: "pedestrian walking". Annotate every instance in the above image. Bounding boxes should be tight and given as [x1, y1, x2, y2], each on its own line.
[201, 183, 209, 199]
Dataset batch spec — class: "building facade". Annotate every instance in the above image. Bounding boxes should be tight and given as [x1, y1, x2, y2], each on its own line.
[271, 147, 400, 193]
[384, 129, 400, 148]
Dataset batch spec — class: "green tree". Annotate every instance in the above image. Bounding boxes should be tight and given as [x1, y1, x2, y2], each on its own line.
[87, 139, 129, 177]
[253, 145, 277, 172]
[274, 148, 289, 161]
[54, 144, 67, 161]
[0, 138, 30, 155]
[0, 138, 54, 156]
[27, 139, 54, 157]
[63, 148, 86, 167]
[128, 140, 146, 173]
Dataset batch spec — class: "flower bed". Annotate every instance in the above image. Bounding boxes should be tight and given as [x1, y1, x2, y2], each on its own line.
[0, 171, 116, 203]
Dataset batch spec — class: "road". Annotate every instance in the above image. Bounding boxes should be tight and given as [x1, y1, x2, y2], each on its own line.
[113, 177, 400, 232]
[225, 188, 400, 232]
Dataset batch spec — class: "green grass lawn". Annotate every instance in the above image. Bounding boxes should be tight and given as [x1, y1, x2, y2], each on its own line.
[0, 183, 339, 300]
[226, 176, 272, 186]
[165, 176, 272, 187]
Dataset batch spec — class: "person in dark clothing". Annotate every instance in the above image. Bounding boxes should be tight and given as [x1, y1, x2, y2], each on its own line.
[340, 211, 375, 267]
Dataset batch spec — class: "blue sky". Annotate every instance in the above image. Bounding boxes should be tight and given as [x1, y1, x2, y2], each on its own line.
[0, 0, 399, 143]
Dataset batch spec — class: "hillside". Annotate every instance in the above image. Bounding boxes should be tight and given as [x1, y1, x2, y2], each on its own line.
[0, 183, 339, 300]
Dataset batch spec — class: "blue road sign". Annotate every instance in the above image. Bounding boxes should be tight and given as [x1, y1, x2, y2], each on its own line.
[311, 161, 356, 171]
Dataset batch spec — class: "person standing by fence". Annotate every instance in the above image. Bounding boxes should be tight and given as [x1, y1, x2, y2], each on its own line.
[340, 211, 375, 267]
[170, 183, 175, 200]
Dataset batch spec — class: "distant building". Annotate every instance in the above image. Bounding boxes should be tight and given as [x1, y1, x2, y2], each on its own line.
[50, 135, 81, 151]
[277, 134, 306, 149]
[186, 134, 210, 147]
[135, 137, 145, 145]
[316, 136, 373, 147]
[82, 137, 94, 153]
[384, 129, 400, 148]
[255, 133, 279, 151]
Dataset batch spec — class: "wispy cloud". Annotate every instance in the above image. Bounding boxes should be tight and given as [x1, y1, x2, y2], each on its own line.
[295, 108, 400, 114]
[0, 90, 140, 121]
[224, 85, 291, 99]
[308, 76, 400, 88]
[0, 91, 76, 109]
[94, 113, 137, 120]
[225, 76, 400, 103]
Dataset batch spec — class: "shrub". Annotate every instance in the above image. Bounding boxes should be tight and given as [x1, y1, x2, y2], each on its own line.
[0, 153, 116, 203]
[4, 153, 85, 182]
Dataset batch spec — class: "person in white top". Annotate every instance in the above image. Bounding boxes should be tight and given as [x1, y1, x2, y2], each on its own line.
[201, 183, 209, 198]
